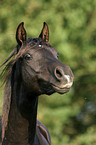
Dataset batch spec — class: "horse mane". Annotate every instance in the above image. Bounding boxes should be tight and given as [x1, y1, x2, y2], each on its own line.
[2, 74, 12, 140]
[0, 46, 17, 141]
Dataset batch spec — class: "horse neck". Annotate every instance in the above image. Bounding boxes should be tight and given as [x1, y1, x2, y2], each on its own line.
[2, 63, 38, 145]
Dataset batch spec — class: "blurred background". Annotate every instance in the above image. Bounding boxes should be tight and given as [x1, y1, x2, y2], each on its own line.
[0, 0, 96, 144]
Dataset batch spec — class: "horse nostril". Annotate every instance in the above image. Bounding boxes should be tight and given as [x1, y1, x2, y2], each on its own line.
[54, 66, 73, 88]
[56, 69, 62, 78]
[54, 67, 63, 81]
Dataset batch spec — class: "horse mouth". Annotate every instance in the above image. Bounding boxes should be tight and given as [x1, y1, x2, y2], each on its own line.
[52, 85, 70, 94]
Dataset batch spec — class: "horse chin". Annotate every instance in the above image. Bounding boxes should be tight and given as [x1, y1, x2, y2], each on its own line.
[41, 88, 55, 95]
[46, 90, 55, 95]
[52, 85, 70, 94]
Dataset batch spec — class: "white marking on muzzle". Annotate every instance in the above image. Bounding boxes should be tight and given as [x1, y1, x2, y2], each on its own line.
[63, 75, 73, 88]
[64, 75, 70, 83]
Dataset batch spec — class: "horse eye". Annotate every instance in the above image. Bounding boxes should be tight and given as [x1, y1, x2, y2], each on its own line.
[25, 54, 31, 60]
[57, 53, 59, 58]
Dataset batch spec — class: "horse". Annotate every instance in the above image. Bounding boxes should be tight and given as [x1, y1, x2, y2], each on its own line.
[0, 22, 74, 145]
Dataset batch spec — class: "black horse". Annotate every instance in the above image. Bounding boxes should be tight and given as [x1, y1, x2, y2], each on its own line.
[0, 22, 74, 145]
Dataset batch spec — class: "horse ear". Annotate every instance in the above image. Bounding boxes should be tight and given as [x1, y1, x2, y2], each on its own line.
[16, 22, 27, 45]
[39, 22, 49, 42]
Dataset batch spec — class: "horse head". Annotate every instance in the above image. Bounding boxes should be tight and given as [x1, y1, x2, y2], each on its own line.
[15, 22, 74, 96]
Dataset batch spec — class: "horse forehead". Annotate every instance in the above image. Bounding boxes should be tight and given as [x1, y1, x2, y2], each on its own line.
[27, 46, 53, 57]
[27, 37, 41, 43]
[25, 37, 57, 57]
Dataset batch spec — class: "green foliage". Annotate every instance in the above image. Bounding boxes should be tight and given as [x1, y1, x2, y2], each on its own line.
[0, 0, 96, 144]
